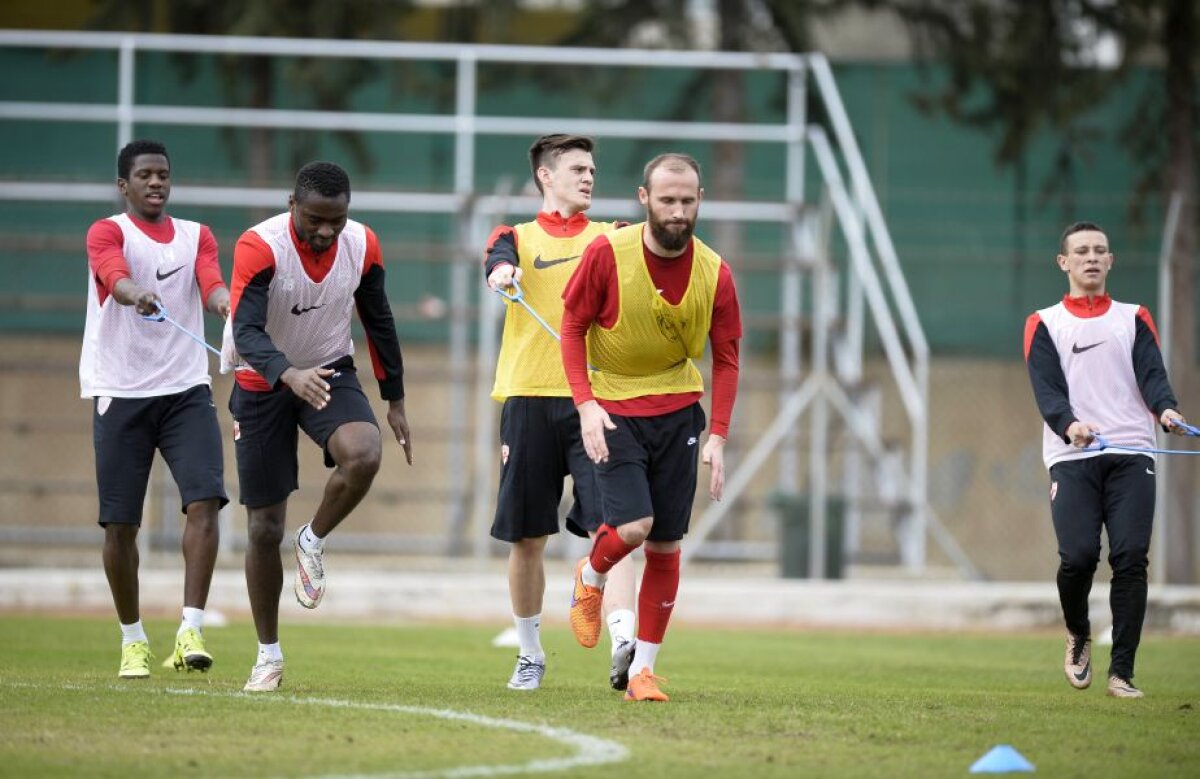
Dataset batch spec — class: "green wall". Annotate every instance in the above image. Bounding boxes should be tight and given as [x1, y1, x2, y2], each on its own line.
[0, 46, 1175, 355]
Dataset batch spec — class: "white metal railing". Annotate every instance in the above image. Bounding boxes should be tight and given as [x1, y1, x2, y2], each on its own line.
[0, 30, 946, 574]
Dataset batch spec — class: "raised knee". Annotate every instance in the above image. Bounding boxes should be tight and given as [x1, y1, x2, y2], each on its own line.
[616, 520, 651, 546]
[340, 443, 382, 483]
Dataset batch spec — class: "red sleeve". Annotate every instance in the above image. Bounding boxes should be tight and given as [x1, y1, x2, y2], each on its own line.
[710, 262, 743, 343]
[229, 231, 276, 320]
[362, 225, 383, 274]
[561, 235, 617, 405]
[708, 262, 742, 437]
[1136, 306, 1160, 346]
[193, 225, 225, 303]
[1023, 312, 1042, 361]
[86, 219, 130, 305]
[709, 339, 740, 438]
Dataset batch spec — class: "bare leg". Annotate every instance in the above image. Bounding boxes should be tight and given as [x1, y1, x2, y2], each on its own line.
[309, 422, 381, 537]
[245, 502, 287, 644]
[508, 536, 548, 617]
[601, 551, 637, 619]
[181, 498, 220, 609]
[103, 524, 140, 625]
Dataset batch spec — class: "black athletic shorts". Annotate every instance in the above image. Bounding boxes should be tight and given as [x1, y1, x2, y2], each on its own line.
[93, 383, 227, 526]
[490, 396, 602, 542]
[229, 366, 377, 508]
[595, 402, 707, 542]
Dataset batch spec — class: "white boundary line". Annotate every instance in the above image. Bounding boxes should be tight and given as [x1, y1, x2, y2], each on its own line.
[2, 682, 629, 778]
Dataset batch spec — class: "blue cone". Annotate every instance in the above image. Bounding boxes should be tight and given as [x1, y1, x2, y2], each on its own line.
[970, 745, 1035, 773]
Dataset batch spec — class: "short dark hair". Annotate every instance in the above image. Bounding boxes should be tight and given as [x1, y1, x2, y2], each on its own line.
[1060, 221, 1106, 254]
[528, 134, 594, 194]
[294, 161, 351, 202]
[642, 153, 702, 191]
[117, 139, 169, 180]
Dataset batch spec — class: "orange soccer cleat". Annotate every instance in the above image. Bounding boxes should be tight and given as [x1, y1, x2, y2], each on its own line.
[569, 557, 604, 648]
[624, 668, 669, 702]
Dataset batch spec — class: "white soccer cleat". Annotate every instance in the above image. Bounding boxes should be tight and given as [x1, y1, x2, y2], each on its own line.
[506, 656, 546, 691]
[243, 658, 284, 692]
[610, 639, 636, 691]
[1064, 632, 1092, 690]
[293, 524, 326, 609]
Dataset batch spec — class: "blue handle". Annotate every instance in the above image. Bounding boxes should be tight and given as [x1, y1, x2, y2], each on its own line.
[140, 303, 221, 358]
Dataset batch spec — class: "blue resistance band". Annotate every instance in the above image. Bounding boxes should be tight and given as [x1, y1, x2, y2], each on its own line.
[1084, 419, 1200, 456]
[140, 303, 221, 358]
[494, 279, 597, 372]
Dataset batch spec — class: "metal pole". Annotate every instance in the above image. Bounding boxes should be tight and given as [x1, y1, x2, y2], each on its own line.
[1152, 190, 1183, 583]
[116, 37, 134, 152]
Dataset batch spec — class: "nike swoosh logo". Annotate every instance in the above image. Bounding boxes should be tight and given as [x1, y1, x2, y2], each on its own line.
[1146, 468, 1156, 476]
[156, 265, 186, 281]
[1074, 663, 1090, 682]
[532, 254, 580, 269]
[290, 303, 325, 316]
[1072, 341, 1105, 354]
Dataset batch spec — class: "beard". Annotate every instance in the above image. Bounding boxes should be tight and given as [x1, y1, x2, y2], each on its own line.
[648, 213, 694, 252]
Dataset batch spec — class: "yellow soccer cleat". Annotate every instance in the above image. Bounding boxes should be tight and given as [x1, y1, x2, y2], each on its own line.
[118, 640, 152, 679]
[568, 557, 603, 649]
[163, 627, 213, 672]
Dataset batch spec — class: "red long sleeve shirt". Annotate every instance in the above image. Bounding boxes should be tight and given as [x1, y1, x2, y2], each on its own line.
[561, 233, 742, 437]
[86, 213, 224, 306]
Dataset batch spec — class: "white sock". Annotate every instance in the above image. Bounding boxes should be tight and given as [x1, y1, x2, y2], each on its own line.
[257, 642, 283, 663]
[581, 560, 607, 589]
[607, 609, 636, 653]
[120, 620, 148, 645]
[179, 607, 204, 634]
[299, 522, 325, 553]
[514, 614, 544, 661]
[628, 640, 660, 677]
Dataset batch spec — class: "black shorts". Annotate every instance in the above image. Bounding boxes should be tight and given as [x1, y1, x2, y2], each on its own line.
[93, 384, 227, 526]
[595, 402, 707, 542]
[490, 396, 602, 542]
[229, 367, 377, 508]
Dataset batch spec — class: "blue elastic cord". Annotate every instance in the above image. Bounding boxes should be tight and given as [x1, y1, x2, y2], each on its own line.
[1083, 420, 1200, 456]
[494, 279, 562, 342]
[140, 303, 221, 358]
[494, 279, 597, 372]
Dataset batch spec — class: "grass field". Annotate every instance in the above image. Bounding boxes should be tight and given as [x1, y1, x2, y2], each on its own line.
[1, 615, 1197, 778]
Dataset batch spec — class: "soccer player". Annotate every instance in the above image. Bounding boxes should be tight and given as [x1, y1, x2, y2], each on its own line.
[223, 161, 412, 692]
[561, 153, 742, 702]
[82, 139, 230, 679]
[1024, 221, 1189, 698]
[485, 134, 638, 691]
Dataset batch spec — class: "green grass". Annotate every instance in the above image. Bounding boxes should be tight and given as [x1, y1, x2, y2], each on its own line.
[1, 616, 1197, 778]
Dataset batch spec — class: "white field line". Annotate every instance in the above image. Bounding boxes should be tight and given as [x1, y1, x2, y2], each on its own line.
[2, 682, 629, 778]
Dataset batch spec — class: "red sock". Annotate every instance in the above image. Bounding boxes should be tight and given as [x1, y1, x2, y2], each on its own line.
[637, 548, 681, 644]
[588, 524, 639, 575]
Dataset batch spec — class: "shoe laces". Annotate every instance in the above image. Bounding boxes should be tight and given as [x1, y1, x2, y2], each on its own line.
[633, 669, 668, 688]
[513, 657, 544, 685]
[1068, 634, 1089, 664]
[123, 642, 151, 665]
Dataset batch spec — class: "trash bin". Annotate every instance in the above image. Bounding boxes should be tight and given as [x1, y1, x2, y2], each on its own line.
[772, 493, 845, 579]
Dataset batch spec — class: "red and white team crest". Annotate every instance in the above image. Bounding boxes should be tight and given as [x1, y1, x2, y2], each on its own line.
[233, 420, 241, 441]
[500, 444, 509, 466]
[1050, 481, 1058, 502]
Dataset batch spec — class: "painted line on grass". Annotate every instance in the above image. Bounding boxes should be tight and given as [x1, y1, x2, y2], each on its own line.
[3, 681, 629, 778]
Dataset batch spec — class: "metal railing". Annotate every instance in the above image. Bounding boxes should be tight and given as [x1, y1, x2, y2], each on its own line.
[0, 30, 947, 574]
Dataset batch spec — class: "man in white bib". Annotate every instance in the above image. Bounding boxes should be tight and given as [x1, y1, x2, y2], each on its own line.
[223, 161, 412, 692]
[1025, 221, 1189, 698]
[81, 139, 231, 680]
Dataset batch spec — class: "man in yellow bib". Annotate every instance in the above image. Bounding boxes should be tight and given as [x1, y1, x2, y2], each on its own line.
[484, 134, 638, 692]
[561, 153, 743, 702]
